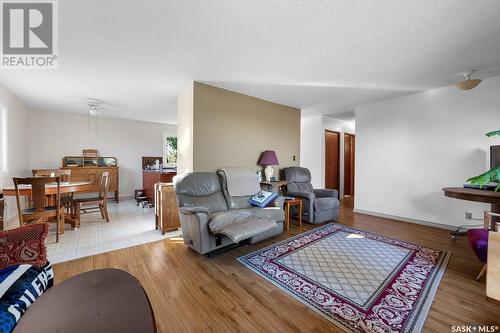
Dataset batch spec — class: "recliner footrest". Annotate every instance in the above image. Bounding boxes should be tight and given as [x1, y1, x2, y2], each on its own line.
[209, 211, 277, 243]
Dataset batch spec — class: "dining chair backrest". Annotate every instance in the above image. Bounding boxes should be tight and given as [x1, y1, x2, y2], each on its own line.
[33, 169, 71, 182]
[13, 177, 61, 216]
[99, 172, 110, 200]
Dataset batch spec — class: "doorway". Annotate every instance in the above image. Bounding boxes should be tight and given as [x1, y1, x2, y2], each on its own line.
[325, 131, 340, 190]
[344, 133, 355, 196]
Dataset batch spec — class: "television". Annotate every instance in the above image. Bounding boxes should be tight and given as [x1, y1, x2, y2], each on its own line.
[491, 145, 500, 169]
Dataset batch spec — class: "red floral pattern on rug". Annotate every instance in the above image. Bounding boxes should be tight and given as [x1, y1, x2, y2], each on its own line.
[238, 224, 450, 333]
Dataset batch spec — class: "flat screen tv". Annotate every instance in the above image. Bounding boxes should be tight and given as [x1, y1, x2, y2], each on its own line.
[491, 145, 500, 169]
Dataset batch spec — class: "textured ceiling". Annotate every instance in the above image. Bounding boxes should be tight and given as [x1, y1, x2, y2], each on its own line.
[1, 0, 500, 124]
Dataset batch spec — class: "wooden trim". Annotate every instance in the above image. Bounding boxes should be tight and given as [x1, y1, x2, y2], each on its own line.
[343, 133, 355, 196]
[324, 130, 340, 190]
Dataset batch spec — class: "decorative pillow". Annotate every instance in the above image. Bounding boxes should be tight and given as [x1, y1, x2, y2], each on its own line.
[0, 262, 54, 333]
[249, 191, 278, 208]
[0, 223, 49, 270]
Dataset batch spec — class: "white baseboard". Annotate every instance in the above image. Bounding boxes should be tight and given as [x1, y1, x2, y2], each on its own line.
[352, 208, 457, 231]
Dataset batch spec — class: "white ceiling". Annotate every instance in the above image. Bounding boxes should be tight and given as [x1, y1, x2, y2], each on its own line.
[1, 0, 500, 124]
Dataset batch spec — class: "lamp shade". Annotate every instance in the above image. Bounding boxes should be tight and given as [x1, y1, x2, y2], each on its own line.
[259, 150, 279, 166]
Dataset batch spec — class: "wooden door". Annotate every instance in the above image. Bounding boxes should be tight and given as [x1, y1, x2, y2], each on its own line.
[344, 133, 355, 196]
[325, 131, 340, 189]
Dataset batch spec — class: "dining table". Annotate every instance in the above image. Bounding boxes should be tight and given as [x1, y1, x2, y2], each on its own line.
[2, 181, 93, 229]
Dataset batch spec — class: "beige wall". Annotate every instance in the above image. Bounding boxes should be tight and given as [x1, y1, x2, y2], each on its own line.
[191, 82, 300, 177]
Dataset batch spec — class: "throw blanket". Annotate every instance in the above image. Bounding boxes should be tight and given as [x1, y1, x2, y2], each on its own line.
[0, 262, 54, 333]
[221, 168, 261, 197]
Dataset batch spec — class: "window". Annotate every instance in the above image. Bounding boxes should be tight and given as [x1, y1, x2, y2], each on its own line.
[0, 106, 6, 175]
[163, 134, 177, 166]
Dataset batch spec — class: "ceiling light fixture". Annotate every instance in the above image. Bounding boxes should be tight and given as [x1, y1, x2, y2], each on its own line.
[455, 70, 482, 90]
[85, 98, 103, 137]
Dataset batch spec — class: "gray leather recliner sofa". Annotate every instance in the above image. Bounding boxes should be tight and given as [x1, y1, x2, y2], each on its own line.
[173, 170, 284, 255]
[283, 167, 340, 223]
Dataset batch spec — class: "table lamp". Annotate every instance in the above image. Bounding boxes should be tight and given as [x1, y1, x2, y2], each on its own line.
[259, 150, 279, 182]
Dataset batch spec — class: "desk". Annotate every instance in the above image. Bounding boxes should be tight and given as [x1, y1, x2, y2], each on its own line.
[2, 181, 93, 229]
[443, 187, 500, 236]
[487, 231, 500, 304]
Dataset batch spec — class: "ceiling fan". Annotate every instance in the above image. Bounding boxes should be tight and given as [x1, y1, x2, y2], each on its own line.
[454, 70, 482, 90]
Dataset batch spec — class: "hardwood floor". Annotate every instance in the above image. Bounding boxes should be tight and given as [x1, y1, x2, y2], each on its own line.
[53, 197, 500, 332]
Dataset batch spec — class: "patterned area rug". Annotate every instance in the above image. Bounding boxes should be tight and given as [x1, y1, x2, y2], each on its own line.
[238, 223, 451, 333]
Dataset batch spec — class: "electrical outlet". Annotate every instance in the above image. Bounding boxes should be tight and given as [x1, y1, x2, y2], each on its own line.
[465, 212, 472, 220]
[293, 155, 296, 161]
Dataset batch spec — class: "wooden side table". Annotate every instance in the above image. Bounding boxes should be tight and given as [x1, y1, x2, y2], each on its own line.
[284, 198, 302, 230]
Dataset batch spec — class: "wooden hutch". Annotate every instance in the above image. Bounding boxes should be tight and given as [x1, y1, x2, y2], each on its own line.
[61, 154, 119, 202]
[141, 157, 177, 204]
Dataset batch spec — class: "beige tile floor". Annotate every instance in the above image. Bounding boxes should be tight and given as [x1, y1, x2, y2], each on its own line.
[46, 199, 181, 263]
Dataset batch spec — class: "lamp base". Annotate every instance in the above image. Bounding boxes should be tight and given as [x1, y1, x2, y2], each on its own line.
[264, 165, 274, 182]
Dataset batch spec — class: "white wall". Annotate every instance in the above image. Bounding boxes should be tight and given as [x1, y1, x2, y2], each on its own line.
[300, 116, 323, 188]
[355, 75, 500, 228]
[176, 83, 194, 174]
[300, 115, 355, 197]
[28, 109, 176, 198]
[0, 85, 30, 221]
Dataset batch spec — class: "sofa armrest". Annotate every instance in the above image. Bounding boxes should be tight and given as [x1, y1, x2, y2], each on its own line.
[179, 206, 210, 215]
[177, 207, 213, 254]
[313, 189, 339, 198]
[287, 191, 316, 201]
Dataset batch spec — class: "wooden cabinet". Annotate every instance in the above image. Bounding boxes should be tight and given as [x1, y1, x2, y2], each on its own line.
[62, 155, 119, 201]
[142, 170, 176, 204]
[154, 183, 180, 234]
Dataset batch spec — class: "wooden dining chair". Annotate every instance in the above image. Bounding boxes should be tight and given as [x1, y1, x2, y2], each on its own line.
[33, 169, 73, 214]
[13, 176, 64, 242]
[32, 169, 71, 181]
[73, 172, 110, 223]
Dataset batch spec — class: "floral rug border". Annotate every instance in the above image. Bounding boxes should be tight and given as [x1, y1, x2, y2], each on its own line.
[237, 223, 451, 333]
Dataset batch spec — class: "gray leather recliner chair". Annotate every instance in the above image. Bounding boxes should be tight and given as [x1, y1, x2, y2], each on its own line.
[283, 167, 340, 223]
[173, 171, 284, 255]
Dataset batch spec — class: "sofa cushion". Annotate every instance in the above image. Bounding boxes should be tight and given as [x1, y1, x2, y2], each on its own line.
[217, 169, 253, 210]
[243, 207, 285, 222]
[218, 168, 260, 197]
[174, 173, 228, 214]
[313, 197, 340, 211]
[0, 262, 54, 333]
[0, 223, 49, 270]
[208, 211, 277, 243]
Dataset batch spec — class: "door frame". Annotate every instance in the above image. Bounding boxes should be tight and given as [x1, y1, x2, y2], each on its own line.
[343, 132, 355, 196]
[324, 130, 340, 190]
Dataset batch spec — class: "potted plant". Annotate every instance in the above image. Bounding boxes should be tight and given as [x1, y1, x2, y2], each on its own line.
[467, 130, 500, 191]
